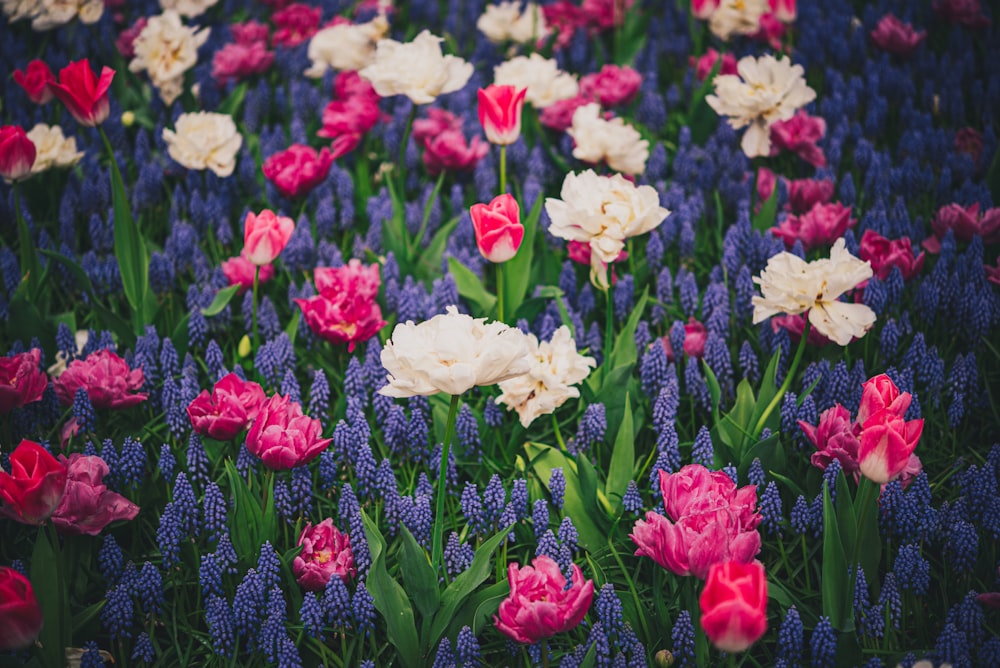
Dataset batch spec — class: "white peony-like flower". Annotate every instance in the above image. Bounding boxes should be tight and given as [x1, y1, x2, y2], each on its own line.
[708, 0, 768, 41]
[379, 305, 532, 398]
[30, 0, 102, 30]
[567, 103, 649, 176]
[752, 237, 876, 346]
[477, 1, 549, 45]
[545, 170, 670, 289]
[162, 111, 242, 177]
[305, 14, 389, 77]
[359, 30, 473, 105]
[159, 0, 218, 18]
[706, 54, 816, 158]
[26, 124, 83, 174]
[129, 11, 210, 105]
[496, 326, 595, 427]
[493, 53, 578, 109]
[2, 0, 40, 23]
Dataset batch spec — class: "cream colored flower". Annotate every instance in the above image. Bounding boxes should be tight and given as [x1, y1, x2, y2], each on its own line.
[706, 54, 816, 158]
[496, 326, 595, 427]
[545, 170, 670, 289]
[708, 0, 768, 41]
[359, 30, 473, 105]
[493, 53, 578, 109]
[162, 111, 242, 177]
[477, 1, 549, 45]
[2, 0, 41, 23]
[26, 124, 83, 174]
[379, 305, 532, 398]
[30, 0, 102, 30]
[159, 0, 218, 18]
[567, 103, 649, 176]
[129, 11, 210, 105]
[752, 238, 876, 346]
[305, 14, 389, 77]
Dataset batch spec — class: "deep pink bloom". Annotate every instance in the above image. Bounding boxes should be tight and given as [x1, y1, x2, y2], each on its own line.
[0, 568, 43, 652]
[870, 14, 926, 57]
[786, 178, 834, 214]
[752, 12, 787, 51]
[859, 230, 925, 281]
[317, 94, 381, 155]
[539, 95, 591, 132]
[955, 127, 983, 164]
[333, 70, 379, 102]
[116, 17, 148, 59]
[12, 60, 55, 105]
[771, 314, 835, 347]
[293, 519, 356, 591]
[768, 0, 796, 22]
[772, 202, 856, 251]
[660, 318, 709, 361]
[925, 202, 1000, 252]
[699, 561, 768, 653]
[187, 372, 267, 441]
[494, 555, 594, 644]
[295, 260, 386, 352]
[799, 404, 861, 474]
[581, 0, 633, 30]
[856, 374, 912, 427]
[51, 454, 139, 536]
[49, 59, 115, 127]
[691, 0, 719, 20]
[478, 85, 527, 146]
[631, 466, 761, 579]
[579, 64, 642, 107]
[271, 3, 321, 47]
[0, 440, 67, 526]
[470, 194, 524, 263]
[691, 49, 738, 82]
[755, 167, 777, 203]
[858, 410, 924, 485]
[413, 109, 488, 175]
[769, 110, 827, 167]
[245, 394, 332, 470]
[0, 349, 47, 414]
[231, 19, 271, 44]
[54, 350, 147, 409]
[212, 41, 275, 85]
[0, 126, 36, 182]
[244, 209, 295, 265]
[933, 0, 991, 28]
[541, 1, 587, 48]
[221, 250, 276, 294]
[262, 144, 334, 199]
[986, 256, 1000, 287]
[567, 239, 627, 284]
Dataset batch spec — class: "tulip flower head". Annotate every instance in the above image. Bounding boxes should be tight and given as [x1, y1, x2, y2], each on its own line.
[243, 209, 295, 266]
[699, 560, 769, 653]
[470, 193, 524, 263]
[477, 85, 527, 146]
[0, 440, 68, 526]
[0, 567, 44, 651]
[0, 126, 37, 183]
[49, 59, 115, 127]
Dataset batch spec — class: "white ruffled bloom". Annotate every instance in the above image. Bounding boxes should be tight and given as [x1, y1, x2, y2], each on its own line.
[162, 111, 242, 177]
[493, 53, 578, 109]
[2, 0, 41, 23]
[477, 1, 549, 45]
[545, 170, 670, 289]
[496, 326, 595, 427]
[379, 305, 532, 398]
[567, 103, 649, 176]
[708, 0, 768, 41]
[752, 238, 876, 346]
[359, 30, 473, 105]
[305, 14, 389, 77]
[159, 0, 218, 18]
[129, 11, 210, 105]
[706, 54, 816, 158]
[26, 124, 83, 174]
[30, 0, 102, 30]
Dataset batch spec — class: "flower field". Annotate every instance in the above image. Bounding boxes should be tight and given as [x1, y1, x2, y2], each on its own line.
[1, 0, 999, 666]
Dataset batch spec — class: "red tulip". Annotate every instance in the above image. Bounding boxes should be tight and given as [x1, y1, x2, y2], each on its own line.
[12, 60, 55, 105]
[0, 567, 44, 651]
[0, 349, 48, 414]
[699, 560, 769, 653]
[0, 126, 37, 182]
[243, 209, 295, 266]
[477, 85, 527, 146]
[0, 440, 67, 526]
[187, 372, 267, 441]
[49, 59, 115, 127]
[494, 555, 594, 644]
[245, 394, 332, 470]
[293, 519, 355, 590]
[470, 193, 524, 263]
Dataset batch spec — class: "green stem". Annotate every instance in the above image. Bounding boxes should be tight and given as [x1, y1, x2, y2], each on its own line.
[551, 412, 566, 452]
[751, 318, 810, 438]
[397, 104, 418, 195]
[499, 145, 507, 195]
[496, 261, 506, 323]
[251, 265, 261, 351]
[410, 170, 446, 261]
[13, 183, 40, 300]
[431, 394, 462, 576]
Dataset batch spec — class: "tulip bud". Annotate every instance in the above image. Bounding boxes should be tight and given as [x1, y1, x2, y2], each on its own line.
[0, 567, 44, 651]
[0, 126, 37, 183]
[243, 209, 295, 266]
[470, 193, 524, 263]
[477, 85, 527, 146]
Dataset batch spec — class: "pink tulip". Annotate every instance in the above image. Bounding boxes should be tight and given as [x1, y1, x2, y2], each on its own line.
[870, 14, 927, 57]
[769, 0, 796, 22]
[769, 110, 827, 168]
[0, 568, 44, 651]
[691, 0, 719, 20]
[755, 167, 777, 203]
[786, 178, 834, 214]
[932, 0, 990, 29]
[243, 209, 295, 266]
[539, 95, 591, 132]
[699, 561, 768, 653]
[955, 127, 983, 164]
[12, 60, 55, 105]
[271, 3, 321, 47]
[187, 373, 267, 441]
[231, 19, 270, 45]
[771, 314, 836, 347]
[494, 555, 594, 644]
[799, 404, 861, 474]
[0, 126, 36, 182]
[54, 350, 147, 409]
[772, 202, 856, 251]
[0, 349, 48, 414]
[245, 394, 332, 470]
[116, 17, 148, 59]
[925, 202, 1000, 253]
[0, 440, 67, 526]
[470, 194, 524, 263]
[49, 59, 115, 127]
[413, 109, 488, 175]
[478, 85, 527, 146]
[752, 12, 787, 51]
[333, 71, 379, 101]
[691, 49, 738, 82]
[221, 250, 276, 294]
[51, 454, 139, 536]
[857, 410, 924, 484]
[579, 64, 642, 107]
[296, 260, 386, 351]
[293, 519, 356, 591]
[859, 230, 924, 281]
[855, 374, 911, 427]
[262, 144, 334, 199]
[659, 318, 708, 362]
[212, 41, 275, 86]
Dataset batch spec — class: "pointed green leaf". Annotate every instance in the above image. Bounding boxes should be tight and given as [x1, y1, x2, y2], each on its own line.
[752, 174, 780, 232]
[821, 482, 851, 631]
[605, 395, 634, 517]
[503, 195, 543, 316]
[201, 284, 241, 317]
[31, 528, 66, 668]
[217, 82, 248, 117]
[399, 526, 440, 619]
[525, 442, 607, 553]
[447, 256, 497, 314]
[609, 288, 648, 370]
[224, 460, 262, 558]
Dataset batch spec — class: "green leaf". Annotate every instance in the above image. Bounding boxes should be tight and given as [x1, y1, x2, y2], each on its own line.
[398, 526, 440, 620]
[821, 482, 851, 631]
[613, 9, 649, 66]
[416, 216, 461, 280]
[714, 378, 759, 465]
[447, 256, 497, 314]
[224, 460, 263, 558]
[525, 443, 607, 553]
[217, 82, 248, 116]
[455, 580, 509, 637]
[605, 395, 634, 517]
[590, 363, 636, 440]
[752, 174, 780, 232]
[687, 57, 722, 145]
[748, 350, 783, 436]
[609, 288, 648, 371]
[504, 195, 543, 316]
[362, 512, 421, 668]
[201, 284, 241, 317]
[853, 477, 882, 595]
[31, 528, 65, 668]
